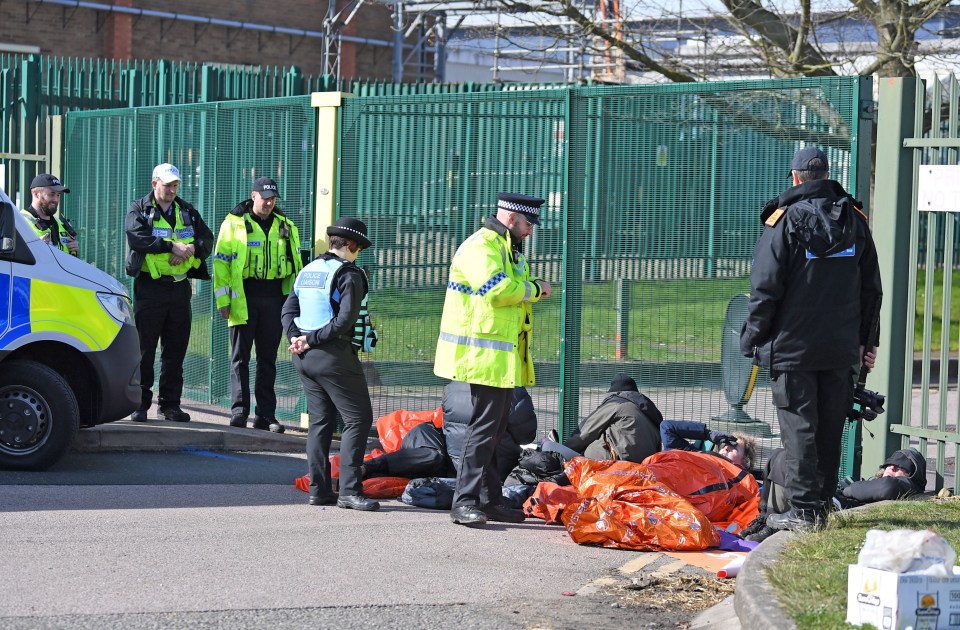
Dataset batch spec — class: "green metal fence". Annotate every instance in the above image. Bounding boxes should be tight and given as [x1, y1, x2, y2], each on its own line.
[57, 76, 870, 472]
[2, 52, 589, 206]
[337, 77, 871, 469]
[61, 96, 317, 421]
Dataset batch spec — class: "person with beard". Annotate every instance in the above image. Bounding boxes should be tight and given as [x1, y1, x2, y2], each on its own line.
[740, 146, 882, 533]
[21, 173, 78, 256]
[124, 163, 214, 423]
[434, 192, 553, 527]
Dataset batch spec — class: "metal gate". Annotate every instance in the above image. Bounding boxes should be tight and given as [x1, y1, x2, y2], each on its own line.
[872, 75, 960, 492]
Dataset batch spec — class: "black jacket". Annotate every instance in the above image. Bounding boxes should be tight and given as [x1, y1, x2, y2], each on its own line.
[740, 179, 882, 371]
[124, 193, 213, 279]
[840, 447, 927, 506]
[442, 381, 538, 482]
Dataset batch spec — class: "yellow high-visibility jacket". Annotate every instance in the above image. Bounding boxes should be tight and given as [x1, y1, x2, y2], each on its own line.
[213, 201, 302, 326]
[434, 218, 544, 388]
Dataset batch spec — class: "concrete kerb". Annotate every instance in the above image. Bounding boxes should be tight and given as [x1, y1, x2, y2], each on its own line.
[734, 530, 799, 630]
[71, 399, 311, 454]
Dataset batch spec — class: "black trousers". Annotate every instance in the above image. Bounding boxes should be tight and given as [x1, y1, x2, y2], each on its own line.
[771, 368, 853, 512]
[229, 293, 285, 418]
[293, 339, 372, 499]
[133, 276, 192, 411]
[452, 384, 512, 508]
[364, 447, 446, 479]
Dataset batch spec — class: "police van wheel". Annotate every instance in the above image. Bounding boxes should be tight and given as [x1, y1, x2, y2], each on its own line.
[0, 360, 80, 471]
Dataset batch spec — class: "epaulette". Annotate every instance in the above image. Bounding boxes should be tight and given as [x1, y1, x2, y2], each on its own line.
[764, 207, 786, 227]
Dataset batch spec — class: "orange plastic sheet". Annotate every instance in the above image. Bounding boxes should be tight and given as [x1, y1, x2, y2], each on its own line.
[642, 450, 760, 532]
[362, 476, 410, 499]
[560, 458, 720, 551]
[293, 474, 408, 499]
[523, 482, 581, 524]
[376, 407, 443, 453]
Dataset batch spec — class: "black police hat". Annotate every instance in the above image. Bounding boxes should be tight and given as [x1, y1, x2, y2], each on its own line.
[30, 173, 70, 193]
[252, 177, 280, 199]
[327, 217, 372, 250]
[789, 147, 829, 176]
[497, 192, 545, 225]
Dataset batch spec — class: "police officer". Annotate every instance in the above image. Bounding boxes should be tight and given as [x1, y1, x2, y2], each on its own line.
[125, 163, 214, 423]
[434, 192, 553, 527]
[214, 177, 303, 433]
[21, 173, 78, 256]
[281, 217, 379, 511]
[740, 147, 882, 533]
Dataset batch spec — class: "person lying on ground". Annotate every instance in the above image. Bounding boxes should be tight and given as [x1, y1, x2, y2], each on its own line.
[361, 421, 452, 480]
[560, 374, 663, 463]
[659, 419, 756, 471]
[740, 446, 927, 543]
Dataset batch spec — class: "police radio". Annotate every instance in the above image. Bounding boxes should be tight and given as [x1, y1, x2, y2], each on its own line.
[60, 216, 79, 257]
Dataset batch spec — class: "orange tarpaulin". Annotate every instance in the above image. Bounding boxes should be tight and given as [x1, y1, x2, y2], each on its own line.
[294, 474, 408, 499]
[561, 458, 720, 551]
[642, 450, 760, 533]
[375, 407, 443, 453]
[523, 482, 581, 524]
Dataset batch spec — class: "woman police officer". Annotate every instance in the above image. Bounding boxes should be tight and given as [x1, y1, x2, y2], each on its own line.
[281, 217, 379, 511]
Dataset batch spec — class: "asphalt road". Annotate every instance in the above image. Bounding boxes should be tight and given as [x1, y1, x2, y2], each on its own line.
[0, 451, 711, 629]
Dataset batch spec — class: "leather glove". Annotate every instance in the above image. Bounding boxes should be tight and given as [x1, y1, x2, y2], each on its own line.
[709, 431, 736, 446]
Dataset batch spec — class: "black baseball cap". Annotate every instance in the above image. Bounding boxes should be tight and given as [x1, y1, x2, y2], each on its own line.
[252, 177, 280, 199]
[789, 147, 829, 176]
[30, 173, 70, 193]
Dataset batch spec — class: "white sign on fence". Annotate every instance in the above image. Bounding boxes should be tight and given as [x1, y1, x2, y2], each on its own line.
[917, 165, 960, 213]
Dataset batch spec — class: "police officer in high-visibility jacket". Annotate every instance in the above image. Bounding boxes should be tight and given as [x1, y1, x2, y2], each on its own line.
[124, 163, 214, 423]
[21, 173, 78, 256]
[434, 192, 553, 527]
[214, 177, 303, 433]
[281, 217, 380, 511]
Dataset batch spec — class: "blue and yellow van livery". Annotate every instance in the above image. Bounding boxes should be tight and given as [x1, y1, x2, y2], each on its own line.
[0, 187, 140, 470]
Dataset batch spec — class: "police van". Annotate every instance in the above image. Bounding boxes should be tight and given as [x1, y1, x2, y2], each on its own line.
[0, 185, 140, 470]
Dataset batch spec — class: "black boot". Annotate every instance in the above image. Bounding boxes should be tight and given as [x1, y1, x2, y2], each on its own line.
[766, 508, 822, 533]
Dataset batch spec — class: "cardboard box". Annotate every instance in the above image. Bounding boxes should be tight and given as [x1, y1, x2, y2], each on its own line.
[847, 565, 960, 629]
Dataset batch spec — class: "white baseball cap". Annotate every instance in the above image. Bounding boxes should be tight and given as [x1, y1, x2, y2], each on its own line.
[152, 163, 181, 184]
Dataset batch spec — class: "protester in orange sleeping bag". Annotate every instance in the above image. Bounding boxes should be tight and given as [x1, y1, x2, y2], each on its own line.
[561, 458, 720, 551]
[642, 449, 760, 533]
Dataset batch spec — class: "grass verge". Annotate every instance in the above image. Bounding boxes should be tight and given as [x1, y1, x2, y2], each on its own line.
[768, 497, 960, 630]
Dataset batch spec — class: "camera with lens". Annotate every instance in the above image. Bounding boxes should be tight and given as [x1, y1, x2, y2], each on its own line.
[847, 383, 885, 422]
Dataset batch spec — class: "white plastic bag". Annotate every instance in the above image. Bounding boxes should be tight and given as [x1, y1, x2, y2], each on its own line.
[857, 529, 957, 576]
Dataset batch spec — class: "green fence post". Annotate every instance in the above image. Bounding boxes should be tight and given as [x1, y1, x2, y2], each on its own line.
[559, 89, 582, 440]
[865, 77, 918, 475]
[200, 65, 219, 103]
[17, 54, 41, 201]
[285, 66, 305, 96]
[616, 278, 629, 360]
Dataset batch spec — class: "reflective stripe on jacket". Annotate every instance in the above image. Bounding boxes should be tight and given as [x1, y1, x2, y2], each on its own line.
[140, 201, 200, 281]
[433, 220, 542, 388]
[213, 203, 302, 326]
